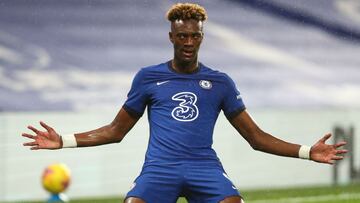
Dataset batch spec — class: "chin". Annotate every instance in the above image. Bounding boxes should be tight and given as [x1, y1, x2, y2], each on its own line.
[181, 58, 194, 63]
[180, 56, 197, 63]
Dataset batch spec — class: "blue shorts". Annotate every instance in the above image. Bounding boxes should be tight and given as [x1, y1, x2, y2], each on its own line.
[125, 162, 240, 203]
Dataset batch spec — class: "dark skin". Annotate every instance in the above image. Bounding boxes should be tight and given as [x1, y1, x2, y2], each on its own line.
[169, 19, 204, 73]
[22, 19, 348, 203]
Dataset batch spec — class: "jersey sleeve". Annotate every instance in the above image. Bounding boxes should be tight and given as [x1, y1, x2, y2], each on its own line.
[221, 74, 246, 120]
[123, 69, 149, 118]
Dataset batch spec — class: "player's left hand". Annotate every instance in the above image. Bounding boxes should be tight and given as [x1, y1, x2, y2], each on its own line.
[310, 133, 348, 164]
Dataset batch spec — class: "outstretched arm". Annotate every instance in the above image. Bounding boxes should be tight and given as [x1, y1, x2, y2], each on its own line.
[230, 110, 348, 164]
[22, 108, 139, 150]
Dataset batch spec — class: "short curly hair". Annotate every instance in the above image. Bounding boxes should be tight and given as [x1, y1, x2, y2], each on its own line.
[166, 3, 207, 22]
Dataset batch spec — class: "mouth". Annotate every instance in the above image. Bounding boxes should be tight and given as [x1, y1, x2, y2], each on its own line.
[182, 50, 194, 58]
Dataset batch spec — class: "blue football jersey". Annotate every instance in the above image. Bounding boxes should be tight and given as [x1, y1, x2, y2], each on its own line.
[124, 61, 245, 165]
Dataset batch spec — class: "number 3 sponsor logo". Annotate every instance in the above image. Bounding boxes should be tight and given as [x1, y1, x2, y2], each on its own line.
[171, 92, 199, 122]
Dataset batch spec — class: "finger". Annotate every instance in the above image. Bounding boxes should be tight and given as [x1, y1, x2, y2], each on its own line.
[336, 149, 348, 154]
[320, 133, 332, 143]
[23, 141, 38, 146]
[31, 146, 40, 150]
[335, 142, 347, 148]
[27, 125, 40, 134]
[22, 133, 36, 139]
[40, 121, 53, 132]
[326, 160, 335, 165]
[331, 156, 344, 161]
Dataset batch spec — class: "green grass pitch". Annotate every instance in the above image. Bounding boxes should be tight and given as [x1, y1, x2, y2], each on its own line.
[8, 183, 360, 203]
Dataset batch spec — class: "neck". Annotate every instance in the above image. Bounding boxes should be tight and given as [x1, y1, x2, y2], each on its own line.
[171, 59, 199, 74]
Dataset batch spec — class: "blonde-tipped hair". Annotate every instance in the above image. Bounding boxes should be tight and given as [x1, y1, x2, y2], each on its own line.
[166, 3, 207, 22]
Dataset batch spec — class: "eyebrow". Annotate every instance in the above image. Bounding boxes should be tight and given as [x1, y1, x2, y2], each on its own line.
[176, 31, 202, 34]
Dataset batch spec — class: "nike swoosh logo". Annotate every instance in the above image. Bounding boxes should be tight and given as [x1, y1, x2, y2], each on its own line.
[156, 80, 170, 85]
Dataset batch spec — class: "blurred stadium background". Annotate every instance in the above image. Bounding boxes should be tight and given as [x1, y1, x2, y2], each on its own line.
[0, 0, 359, 202]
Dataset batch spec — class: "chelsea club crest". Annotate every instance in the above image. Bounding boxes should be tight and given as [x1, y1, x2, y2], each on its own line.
[199, 80, 212, 89]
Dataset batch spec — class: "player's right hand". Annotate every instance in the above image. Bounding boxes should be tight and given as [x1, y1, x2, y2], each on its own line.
[22, 121, 62, 150]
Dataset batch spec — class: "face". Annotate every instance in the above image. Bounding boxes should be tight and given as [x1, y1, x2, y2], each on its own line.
[169, 19, 204, 65]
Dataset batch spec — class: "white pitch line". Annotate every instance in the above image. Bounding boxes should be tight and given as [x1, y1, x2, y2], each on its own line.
[249, 193, 360, 203]
[206, 22, 330, 79]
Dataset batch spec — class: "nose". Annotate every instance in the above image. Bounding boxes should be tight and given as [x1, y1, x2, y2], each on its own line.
[184, 36, 194, 46]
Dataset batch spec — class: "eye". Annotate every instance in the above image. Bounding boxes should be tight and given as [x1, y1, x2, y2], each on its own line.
[193, 33, 202, 39]
[178, 34, 186, 40]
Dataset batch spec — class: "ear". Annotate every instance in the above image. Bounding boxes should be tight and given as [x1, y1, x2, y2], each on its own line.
[169, 32, 174, 44]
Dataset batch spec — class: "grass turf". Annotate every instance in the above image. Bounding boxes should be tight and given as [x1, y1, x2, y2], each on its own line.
[7, 183, 360, 203]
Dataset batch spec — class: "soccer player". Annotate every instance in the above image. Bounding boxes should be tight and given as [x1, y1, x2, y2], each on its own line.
[22, 3, 348, 203]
